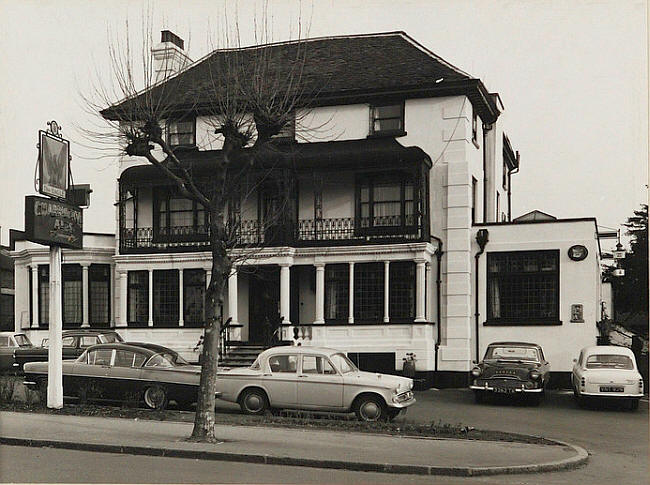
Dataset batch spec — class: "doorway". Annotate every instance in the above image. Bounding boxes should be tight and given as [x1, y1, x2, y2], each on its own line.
[248, 266, 280, 344]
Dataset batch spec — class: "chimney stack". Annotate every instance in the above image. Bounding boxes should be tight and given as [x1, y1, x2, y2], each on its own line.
[152, 30, 192, 82]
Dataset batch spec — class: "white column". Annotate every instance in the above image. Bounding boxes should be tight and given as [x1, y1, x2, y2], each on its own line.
[314, 264, 325, 324]
[30, 265, 39, 328]
[415, 260, 426, 322]
[81, 264, 90, 327]
[348, 262, 354, 324]
[426, 263, 433, 322]
[47, 246, 63, 409]
[178, 269, 184, 327]
[383, 261, 391, 323]
[280, 264, 291, 325]
[228, 269, 238, 325]
[148, 269, 154, 327]
[118, 271, 128, 327]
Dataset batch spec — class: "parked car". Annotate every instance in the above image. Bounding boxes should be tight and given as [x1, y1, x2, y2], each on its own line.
[216, 346, 415, 421]
[22, 342, 213, 410]
[571, 345, 644, 410]
[0, 332, 33, 373]
[13, 329, 123, 371]
[469, 342, 550, 405]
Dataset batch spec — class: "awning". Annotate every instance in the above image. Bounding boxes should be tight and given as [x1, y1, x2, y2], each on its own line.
[119, 138, 431, 186]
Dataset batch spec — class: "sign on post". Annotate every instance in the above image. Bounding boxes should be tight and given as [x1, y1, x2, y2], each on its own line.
[38, 127, 69, 199]
[24, 196, 83, 249]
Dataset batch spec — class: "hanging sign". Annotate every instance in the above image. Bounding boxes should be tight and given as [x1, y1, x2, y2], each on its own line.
[24, 195, 83, 249]
[567, 245, 588, 261]
[38, 124, 70, 199]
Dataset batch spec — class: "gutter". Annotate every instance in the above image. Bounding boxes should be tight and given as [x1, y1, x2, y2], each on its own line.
[474, 229, 489, 362]
[430, 235, 444, 372]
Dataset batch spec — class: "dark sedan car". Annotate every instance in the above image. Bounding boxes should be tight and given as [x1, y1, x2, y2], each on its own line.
[469, 342, 550, 405]
[23, 342, 212, 410]
[0, 333, 33, 373]
[13, 329, 123, 371]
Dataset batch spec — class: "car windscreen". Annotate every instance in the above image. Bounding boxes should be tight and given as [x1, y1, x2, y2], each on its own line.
[145, 352, 190, 367]
[99, 333, 123, 343]
[330, 353, 358, 374]
[586, 354, 634, 370]
[13, 335, 32, 347]
[485, 346, 540, 362]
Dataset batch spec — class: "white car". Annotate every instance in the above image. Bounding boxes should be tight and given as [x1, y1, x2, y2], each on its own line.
[216, 346, 415, 421]
[572, 345, 644, 410]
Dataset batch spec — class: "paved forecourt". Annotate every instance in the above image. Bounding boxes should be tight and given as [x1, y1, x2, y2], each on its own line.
[0, 411, 586, 476]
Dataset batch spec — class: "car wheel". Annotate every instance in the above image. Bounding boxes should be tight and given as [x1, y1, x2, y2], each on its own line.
[473, 390, 485, 404]
[387, 408, 401, 422]
[143, 385, 168, 410]
[239, 388, 269, 415]
[354, 395, 386, 422]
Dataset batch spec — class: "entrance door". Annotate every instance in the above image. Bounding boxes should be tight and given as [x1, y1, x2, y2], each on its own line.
[248, 266, 280, 344]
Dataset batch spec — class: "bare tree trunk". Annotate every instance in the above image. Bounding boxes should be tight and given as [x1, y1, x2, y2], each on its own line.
[190, 199, 231, 442]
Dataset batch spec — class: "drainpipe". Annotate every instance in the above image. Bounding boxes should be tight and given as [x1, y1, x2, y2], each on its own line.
[430, 235, 444, 372]
[507, 151, 520, 222]
[474, 229, 489, 362]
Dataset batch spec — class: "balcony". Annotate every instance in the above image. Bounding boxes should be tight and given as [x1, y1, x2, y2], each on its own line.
[120, 216, 424, 253]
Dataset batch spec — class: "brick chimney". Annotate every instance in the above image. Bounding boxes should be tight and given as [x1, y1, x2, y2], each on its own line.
[151, 30, 192, 82]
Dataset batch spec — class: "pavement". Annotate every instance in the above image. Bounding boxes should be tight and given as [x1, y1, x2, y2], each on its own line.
[0, 411, 587, 477]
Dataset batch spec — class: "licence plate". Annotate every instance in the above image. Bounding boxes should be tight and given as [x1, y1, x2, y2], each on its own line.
[494, 387, 515, 394]
[600, 386, 624, 392]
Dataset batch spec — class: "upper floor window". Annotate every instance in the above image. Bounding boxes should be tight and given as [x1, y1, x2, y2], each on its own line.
[486, 250, 560, 325]
[370, 102, 405, 136]
[356, 173, 417, 234]
[154, 187, 208, 241]
[167, 118, 196, 148]
[271, 115, 295, 142]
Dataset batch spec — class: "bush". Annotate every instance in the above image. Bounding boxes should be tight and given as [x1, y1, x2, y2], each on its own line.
[0, 376, 16, 403]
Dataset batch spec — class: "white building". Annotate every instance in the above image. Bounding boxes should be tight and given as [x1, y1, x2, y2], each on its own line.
[12, 32, 605, 387]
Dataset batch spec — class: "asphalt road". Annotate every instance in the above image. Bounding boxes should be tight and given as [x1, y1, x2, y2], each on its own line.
[2, 389, 647, 484]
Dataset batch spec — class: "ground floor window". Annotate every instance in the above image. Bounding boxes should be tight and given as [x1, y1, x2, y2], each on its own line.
[128, 271, 148, 326]
[183, 269, 205, 327]
[153, 270, 179, 326]
[89, 264, 110, 326]
[354, 262, 384, 322]
[389, 262, 415, 320]
[325, 264, 348, 322]
[486, 250, 560, 325]
[62, 265, 82, 326]
[0, 294, 13, 331]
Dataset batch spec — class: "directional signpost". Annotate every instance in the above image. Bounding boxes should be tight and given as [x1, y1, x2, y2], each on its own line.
[24, 121, 83, 409]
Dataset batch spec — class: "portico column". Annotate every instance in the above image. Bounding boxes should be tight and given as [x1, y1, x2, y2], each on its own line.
[383, 261, 390, 323]
[228, 269, 238, 325]
[178, 269, 184, 327]
[81, 263, 90, 327]
[280, 264, 291, 325]
[148, 269, 154, 327]
[415, 260, 426, 322]
[118, 271, 128, 327]
[30, 265, 39, 328]
[425, 263, 433, 322]
[348, 262, 354, 324]
[314, 263, 325, 324]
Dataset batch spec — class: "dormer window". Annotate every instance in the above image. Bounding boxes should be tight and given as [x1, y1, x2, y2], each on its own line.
[167, 118, 196, 147]
[370, 102, 405, 136]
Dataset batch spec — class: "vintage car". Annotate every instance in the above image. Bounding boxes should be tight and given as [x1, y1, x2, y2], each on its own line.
[13, 329, 123, 371]
[572, 345, 644, 410]
[469, 342, 550, 405]
[23, 342, 213, 410]
[216, 346, 415, 421]
[0, 332, 33, 373]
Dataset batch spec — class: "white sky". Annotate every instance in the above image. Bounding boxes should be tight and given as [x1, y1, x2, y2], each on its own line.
[0, 0, 647, 248]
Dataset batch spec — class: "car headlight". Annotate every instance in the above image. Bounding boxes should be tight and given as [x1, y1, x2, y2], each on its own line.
[529, 370, 541, 380]
[471, 366, 482, 377]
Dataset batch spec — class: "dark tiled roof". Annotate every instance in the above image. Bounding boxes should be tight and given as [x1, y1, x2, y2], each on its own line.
[119, 137, 430, 186]
[103, 32, 499, 123]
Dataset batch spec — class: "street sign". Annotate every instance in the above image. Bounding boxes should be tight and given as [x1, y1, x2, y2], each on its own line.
[38, 128, 70, 199]
[24, 195, 83, 249]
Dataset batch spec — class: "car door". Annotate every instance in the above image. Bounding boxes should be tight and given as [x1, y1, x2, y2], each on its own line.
[0, 336, 13, 371]
[62, 336, 79, 360]
[71, 348, 114, 400]
[297, 354, 344, 409]
[264, 353, 298, 407]
[104, 349, 145, 402]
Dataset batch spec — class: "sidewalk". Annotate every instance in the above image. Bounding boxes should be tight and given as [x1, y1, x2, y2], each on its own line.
[0, 411, 587, 477]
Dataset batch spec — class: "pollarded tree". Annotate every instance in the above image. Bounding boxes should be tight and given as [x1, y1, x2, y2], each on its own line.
[81, 19, 321, 441]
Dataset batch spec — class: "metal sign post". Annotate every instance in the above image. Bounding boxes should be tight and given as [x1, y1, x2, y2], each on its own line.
[47, 246, 63, 409]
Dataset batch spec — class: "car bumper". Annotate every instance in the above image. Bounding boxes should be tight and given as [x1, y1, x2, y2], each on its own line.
[580, 391, 643, 398]
[470, 384, 543, 393]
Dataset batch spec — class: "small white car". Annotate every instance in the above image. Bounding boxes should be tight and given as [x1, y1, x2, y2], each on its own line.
[572, 345, 644, 410]
[216, 346, 415, 421]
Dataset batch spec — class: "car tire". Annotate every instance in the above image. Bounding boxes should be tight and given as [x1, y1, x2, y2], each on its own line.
[239, 388, 269, 415]
[387, 408, 401, 421]
[143, 385, 168, 410]
[354, 395, 386, 422]
[473, 390, 485, 404]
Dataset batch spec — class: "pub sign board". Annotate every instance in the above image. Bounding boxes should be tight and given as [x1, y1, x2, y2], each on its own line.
[39, 130, 69, 199]
[25, 195, 83, 249]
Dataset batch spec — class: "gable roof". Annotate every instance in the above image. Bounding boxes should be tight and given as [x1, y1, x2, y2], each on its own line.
[102, 31, 500, 123]
[513, 210, 557, 222]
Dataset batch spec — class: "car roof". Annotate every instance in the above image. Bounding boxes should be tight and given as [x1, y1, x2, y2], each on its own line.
[62, 329, 119, 336]
[261, 346, 343, 356]
[82, 342, 158, 355]
[487, 342, 542, 348]
[582, 345, 635, 356]
[0, 332, 26, 337]
[123, 341, 179, 354]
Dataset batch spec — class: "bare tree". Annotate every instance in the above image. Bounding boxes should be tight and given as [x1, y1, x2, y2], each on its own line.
[80, 12, 323, 441]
